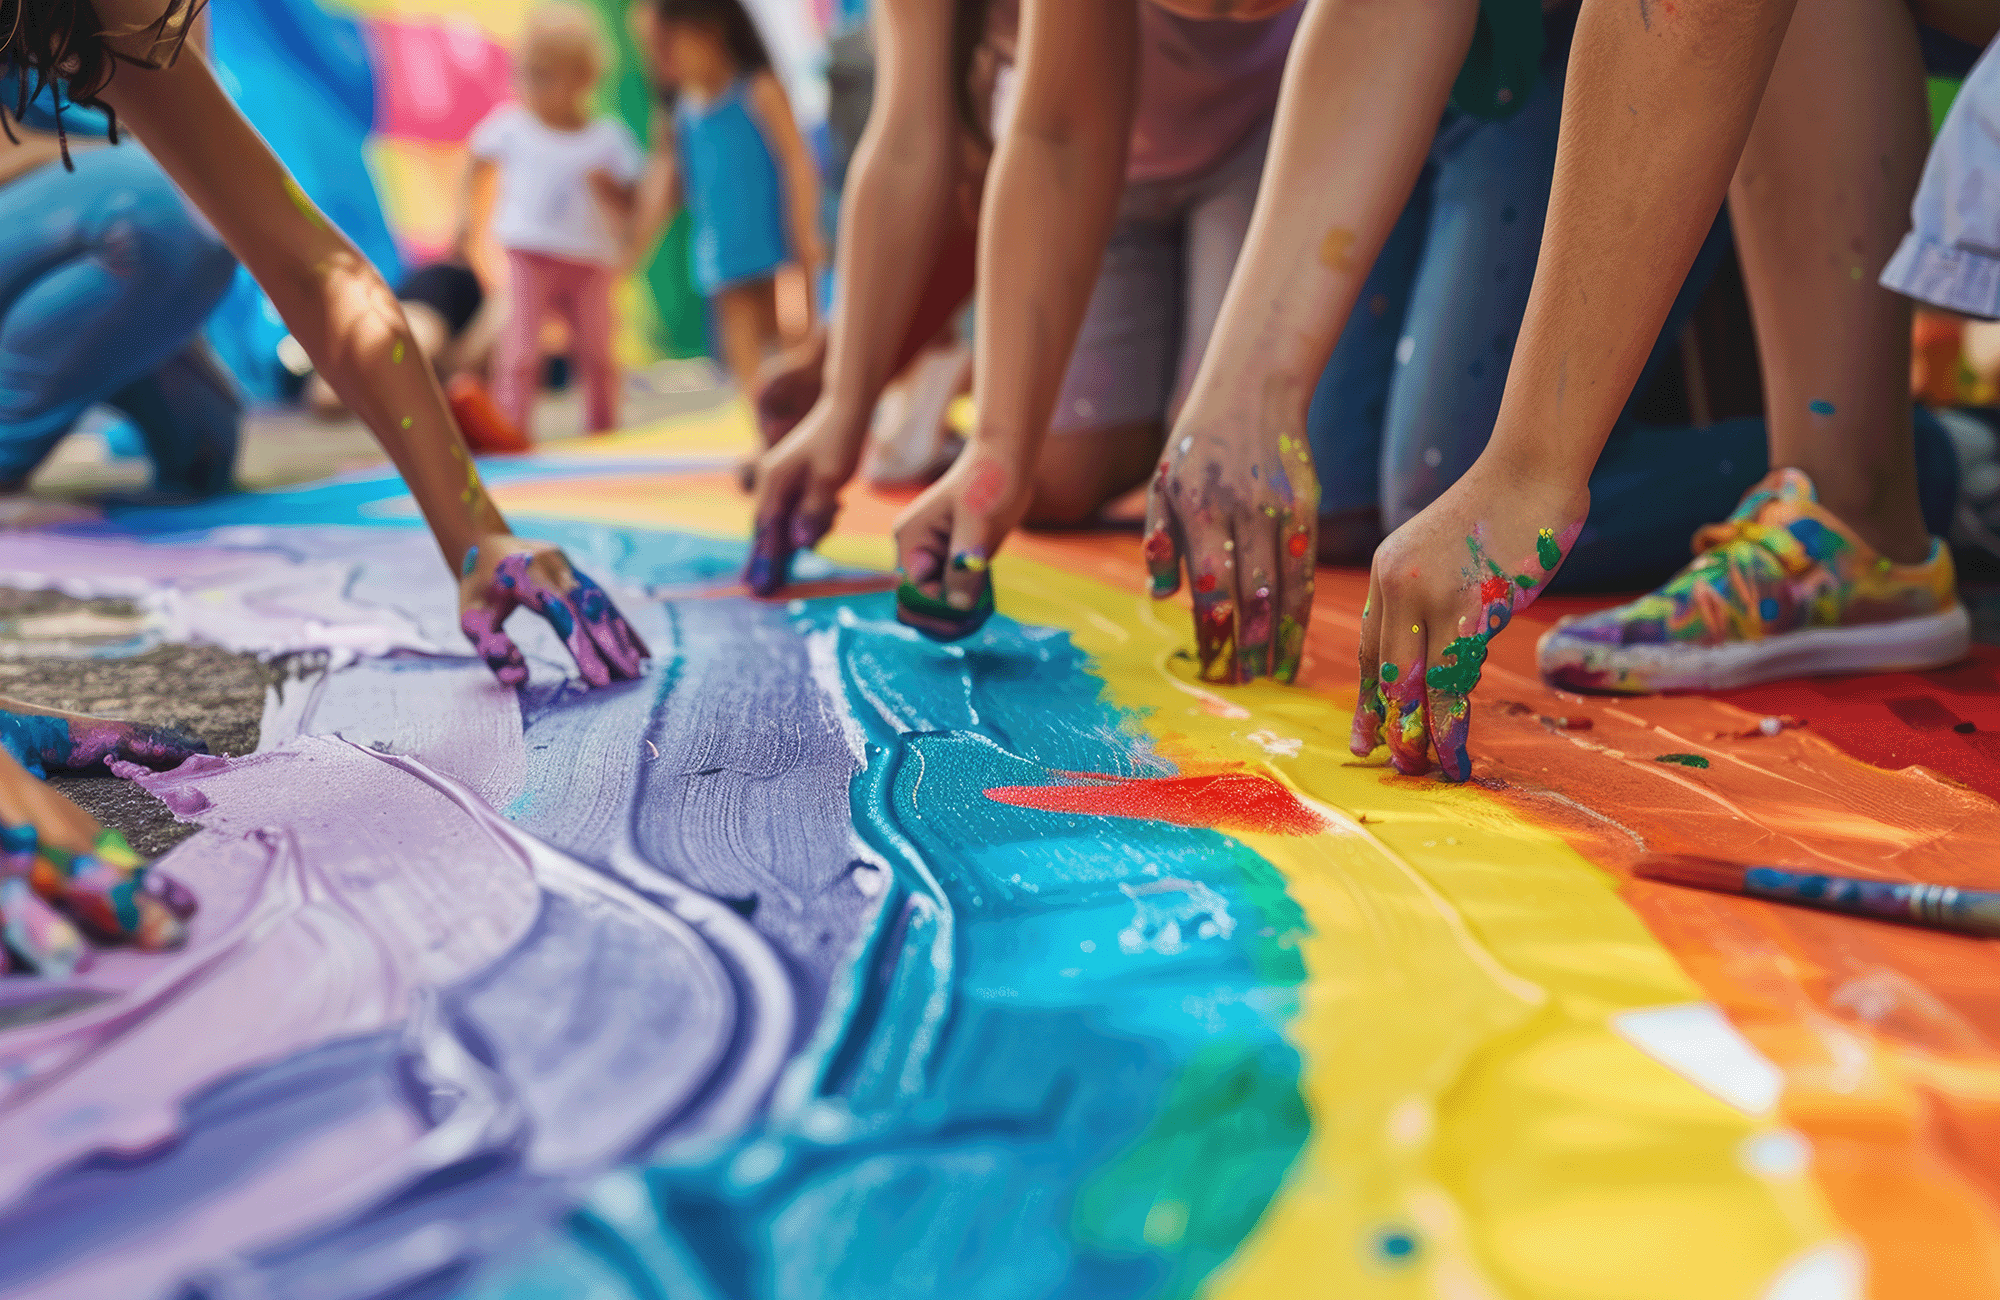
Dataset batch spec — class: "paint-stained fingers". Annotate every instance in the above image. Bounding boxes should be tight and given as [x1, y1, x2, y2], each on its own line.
[536, 587, 612, 688]
[941, 515, 993, 613]
[461, 596, 529, 688]
[1184, 528, 1239, 685]
[565, 572, 649, 680]
[1427, 604, 1498, 783]
[1234, 525, 1280, 682]
[1378, 618, 1433, 777]
[1274, 512, 1314, 684]
[1142, 469, 1183, 599]
[745, 478, 800, 597]
[790, 473, 841, 556]
[1350, 569, 1387, 756]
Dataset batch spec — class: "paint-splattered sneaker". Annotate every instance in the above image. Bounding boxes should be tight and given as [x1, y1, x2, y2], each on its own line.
[1537, 469, 1971, 693]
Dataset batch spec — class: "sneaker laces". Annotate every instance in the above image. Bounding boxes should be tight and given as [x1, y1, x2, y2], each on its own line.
[1689, 517, 1817, 579]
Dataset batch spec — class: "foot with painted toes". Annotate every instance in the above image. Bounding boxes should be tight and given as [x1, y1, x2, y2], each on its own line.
[1536, 469, 1971, 694]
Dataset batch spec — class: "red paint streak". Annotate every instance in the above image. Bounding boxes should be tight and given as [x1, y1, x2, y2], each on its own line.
[1286, 532, 1309, 558]
[986, 771, 1329, 837]
[1194, 572, 1217, 594]
[1479, 575, 1513, 606]
[1143, 528, 1174, 565]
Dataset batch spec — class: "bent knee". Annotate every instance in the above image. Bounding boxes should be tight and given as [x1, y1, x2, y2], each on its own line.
[1022, 473, 1109, 530]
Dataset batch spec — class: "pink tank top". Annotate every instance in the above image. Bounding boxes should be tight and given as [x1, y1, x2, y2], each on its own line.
[987, 1, 1303, 186]
[1126, 2, 1303, 183]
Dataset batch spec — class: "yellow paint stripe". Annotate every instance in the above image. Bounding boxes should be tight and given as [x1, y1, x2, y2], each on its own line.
[491, 425, 1845, 1296]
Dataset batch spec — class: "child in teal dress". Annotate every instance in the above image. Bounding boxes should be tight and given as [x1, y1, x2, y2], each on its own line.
[639, 0, 822, 400]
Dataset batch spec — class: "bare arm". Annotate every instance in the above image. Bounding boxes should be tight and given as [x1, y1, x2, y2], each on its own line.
[746, 70, 825, 293]
[806, 0, 959, 441]
[1179, 0, 1477, 435]
[966, 0, 1137, 474]
[625, 107, 682, 271]
[452, 155, 495, 260]
[102, 50, 504, 568]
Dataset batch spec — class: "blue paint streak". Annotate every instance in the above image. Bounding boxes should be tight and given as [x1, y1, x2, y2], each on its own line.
[0, 709, 72, 779]
[1809, 399, 1836, 416]
[477, 599, 1311, 1300]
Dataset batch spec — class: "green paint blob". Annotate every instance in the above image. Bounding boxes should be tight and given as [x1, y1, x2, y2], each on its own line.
[1536, 528, 1561, 572]
[392, 340, 407, 365]
[1424, 634, 1488, 694]
[1514, 574, 1537, 590]
[1655, 753, 1710, 769]
[282, 176, 326, 229]
[1379, 662, 1399, 683]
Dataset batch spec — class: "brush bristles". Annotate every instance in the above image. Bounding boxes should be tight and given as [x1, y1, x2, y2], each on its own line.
[1631, 855, 1751, 893]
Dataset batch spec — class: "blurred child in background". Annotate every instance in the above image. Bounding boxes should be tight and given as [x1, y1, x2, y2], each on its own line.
[464, 1, 644, 441]
[636, 0, 823, 401]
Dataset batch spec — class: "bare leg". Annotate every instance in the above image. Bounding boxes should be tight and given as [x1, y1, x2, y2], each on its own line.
[1730, 0, 1930, 561]
[1026, 421, 1162, 528]
[714, 280, 779, 399]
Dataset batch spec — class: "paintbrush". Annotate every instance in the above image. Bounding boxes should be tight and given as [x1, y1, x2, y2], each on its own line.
[1634, 855, 2000, 939]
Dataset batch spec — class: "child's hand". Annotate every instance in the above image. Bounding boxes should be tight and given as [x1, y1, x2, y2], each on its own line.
[891, 445, 1030, 635]
[1351, 465, 1586, 782]
[458, 538, 650, 688]
[1144, 410, 1321, 685]
[743, 399, 861, 596]
[0, 748, 196, 968]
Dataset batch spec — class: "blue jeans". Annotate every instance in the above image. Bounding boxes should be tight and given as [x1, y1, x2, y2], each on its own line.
[1308, 9, 1958, 592]
[0, 145, 241, 494]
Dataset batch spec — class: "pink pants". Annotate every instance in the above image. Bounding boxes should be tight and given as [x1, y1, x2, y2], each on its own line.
[496, 249, 619, 437]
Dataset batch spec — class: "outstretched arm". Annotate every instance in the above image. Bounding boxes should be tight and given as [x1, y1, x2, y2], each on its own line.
[747, 71, 825, 290]
[1148, 0, 1480, 684]
[892, 0, 1139, 622]
[102, 49, 650, 687]
[741, 0, 970, 593]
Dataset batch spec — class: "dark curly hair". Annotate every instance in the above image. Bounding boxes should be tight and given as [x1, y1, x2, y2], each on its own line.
[0, 0, 203, 167]
[651, 0, 771, 76]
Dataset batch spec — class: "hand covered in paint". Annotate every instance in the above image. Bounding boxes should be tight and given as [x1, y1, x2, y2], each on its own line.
[1145, 413, 1321, 684]
[0, 746, 195, 971]
[743, 396, 860, 596]
[0, 699, 208, 777]
[458, 538, 650, 688]
[1352, 466, 1586, 782]
[891, 444, 1027, 638]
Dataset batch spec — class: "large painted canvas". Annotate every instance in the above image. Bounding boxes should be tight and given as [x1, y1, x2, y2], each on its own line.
[5, 408, 2000, 1298]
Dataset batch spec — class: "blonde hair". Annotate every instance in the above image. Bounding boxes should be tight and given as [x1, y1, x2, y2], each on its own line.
[519, 1, 609, 76]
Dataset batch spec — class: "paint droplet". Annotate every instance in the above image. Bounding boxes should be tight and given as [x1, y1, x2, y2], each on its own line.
[1319, 226, 1356, 272]
[392, 340, 406, 365]
[1143, 1200, 1189, 1248]
[1655, 753, 1710, 769]
[1809, 399, 1836, 416]
[400, 416, 413, 429]
[1373, 1227, 1420, 1264]
[1380, 662, 1399, 683]
[1955, 720, 1977, 734]
[1759, 716, 1783, 737]
[1080, 939, 1095, 952]
[1411, 624, 1420, 635]
[1286, 532, 1309, 558]
[1195, 573, 1217, 594]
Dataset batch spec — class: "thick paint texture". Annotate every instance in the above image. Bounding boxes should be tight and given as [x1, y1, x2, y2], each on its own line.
[482, 597, 1311, 1300]
[10, 420, 2000, 1299]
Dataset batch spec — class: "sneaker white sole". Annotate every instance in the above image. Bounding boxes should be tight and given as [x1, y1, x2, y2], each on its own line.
[1537, 604, 1973, 694]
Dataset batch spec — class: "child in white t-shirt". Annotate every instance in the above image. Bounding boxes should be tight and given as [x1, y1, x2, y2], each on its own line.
[462, 2, 643, 440]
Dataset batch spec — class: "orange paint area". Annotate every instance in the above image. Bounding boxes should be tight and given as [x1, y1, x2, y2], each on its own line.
[500, 460, 2000, 1294]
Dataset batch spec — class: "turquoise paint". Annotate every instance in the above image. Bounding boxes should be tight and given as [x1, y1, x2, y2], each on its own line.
[0, 709, 71, 779]
[477, 594, 1311, 1299]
